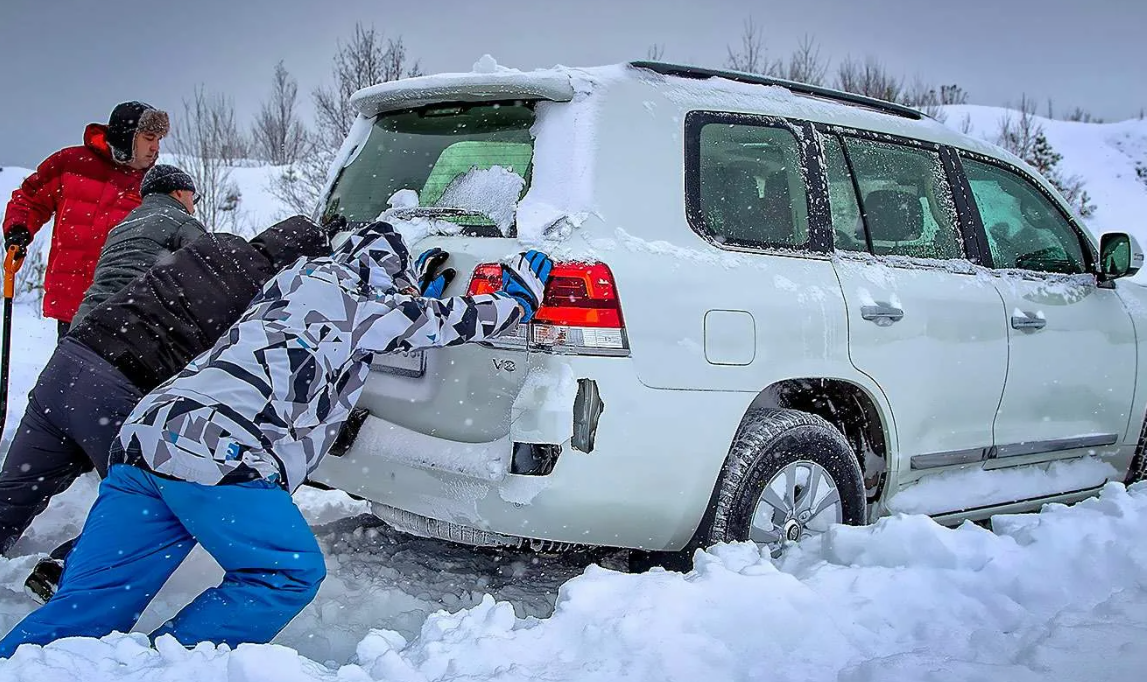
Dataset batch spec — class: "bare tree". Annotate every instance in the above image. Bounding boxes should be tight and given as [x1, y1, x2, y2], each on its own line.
[252, 61, 309, 165]
[834, 56, 903, 102]
[998, 95, 1096, 218]
[1065, 106, 1102, 123]
[271, 24, 422, 217]
[997, 94, 1040, 160]
[726, 18, 773, 75]
[774, 35, 828, 85]
[939, 84, 968, 105]
[312, 24, 422, 148]
[171, 86, 247, 233]
[646, 43, 665, 61]
[903, 76, 946, 120]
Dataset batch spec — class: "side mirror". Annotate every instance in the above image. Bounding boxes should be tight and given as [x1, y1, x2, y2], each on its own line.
[1099, 232, 1143, 281]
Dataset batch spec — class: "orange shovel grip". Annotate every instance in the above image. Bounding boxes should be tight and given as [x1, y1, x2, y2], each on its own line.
[4, 245, 25, 299]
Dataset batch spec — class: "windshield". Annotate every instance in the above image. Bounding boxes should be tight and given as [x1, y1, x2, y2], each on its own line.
[322, 101, 536, 236]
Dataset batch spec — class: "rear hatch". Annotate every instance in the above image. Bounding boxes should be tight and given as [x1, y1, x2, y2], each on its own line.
[319, 79, 626, 448]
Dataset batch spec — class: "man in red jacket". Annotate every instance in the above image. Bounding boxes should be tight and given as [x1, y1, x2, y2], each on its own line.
[2, 102, 169, 337]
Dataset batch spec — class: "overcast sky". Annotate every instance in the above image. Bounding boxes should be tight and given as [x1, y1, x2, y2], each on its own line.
[1, 0, 1144, 168]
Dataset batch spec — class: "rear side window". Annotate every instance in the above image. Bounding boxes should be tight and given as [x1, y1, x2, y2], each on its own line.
[838, 138, 964, 260]
[694, 121, 811, 249]
[823, 137, 865, 252]
[961, 158, 1087, 274]
[323, 101, 535, 236]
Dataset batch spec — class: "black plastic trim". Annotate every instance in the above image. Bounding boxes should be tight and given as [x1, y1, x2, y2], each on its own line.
[990, 433, 1118, 459]
[910, 447, 988, 470]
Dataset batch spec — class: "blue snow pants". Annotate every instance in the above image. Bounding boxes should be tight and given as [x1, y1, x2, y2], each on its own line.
[0, 464, 326, 658]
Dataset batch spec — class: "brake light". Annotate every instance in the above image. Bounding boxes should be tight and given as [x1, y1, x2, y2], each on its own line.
[467, 261, 629, 356]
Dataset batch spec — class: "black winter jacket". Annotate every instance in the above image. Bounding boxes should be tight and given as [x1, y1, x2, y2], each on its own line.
[69, 216, 329, 393]
[72, 193, 207, 326]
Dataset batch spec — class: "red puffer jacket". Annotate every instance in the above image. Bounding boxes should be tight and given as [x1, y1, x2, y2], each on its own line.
[3, 124, 145, 322]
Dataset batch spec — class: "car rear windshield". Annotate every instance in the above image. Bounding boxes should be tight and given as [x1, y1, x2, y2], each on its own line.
[322, 101, 536, 236]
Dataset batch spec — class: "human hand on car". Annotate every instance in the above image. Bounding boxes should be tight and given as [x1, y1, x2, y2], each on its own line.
[415, 247, 456, 299]
[500, 250, 553, 323]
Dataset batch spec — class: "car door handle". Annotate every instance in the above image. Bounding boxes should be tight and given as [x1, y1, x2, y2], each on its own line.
[1011, 314, 1046, 331]
[860, 304, 904, 325]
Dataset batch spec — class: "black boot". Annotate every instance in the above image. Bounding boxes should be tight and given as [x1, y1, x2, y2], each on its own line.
[24, 557, 64, 604]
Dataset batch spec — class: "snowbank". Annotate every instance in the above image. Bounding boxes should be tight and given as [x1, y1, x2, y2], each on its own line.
[2, 473, 1145, 681]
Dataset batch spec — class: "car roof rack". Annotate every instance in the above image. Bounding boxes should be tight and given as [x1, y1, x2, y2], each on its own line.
[629, 61, 925, 121]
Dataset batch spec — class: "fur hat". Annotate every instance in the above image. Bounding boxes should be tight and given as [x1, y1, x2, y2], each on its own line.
[107, 101, 169, 164]
[140, 164, 196, 198]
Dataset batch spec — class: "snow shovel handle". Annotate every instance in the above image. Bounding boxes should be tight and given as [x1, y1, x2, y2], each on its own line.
[3, 245, 25, 299]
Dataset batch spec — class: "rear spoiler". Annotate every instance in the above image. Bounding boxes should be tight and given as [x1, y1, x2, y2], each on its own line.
[351, 71, 576, 117]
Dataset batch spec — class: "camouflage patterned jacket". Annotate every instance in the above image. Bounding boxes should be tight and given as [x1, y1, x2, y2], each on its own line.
[114, 222, 525, 492]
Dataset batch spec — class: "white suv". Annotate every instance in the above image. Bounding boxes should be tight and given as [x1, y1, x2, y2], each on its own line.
[310, 61, 1147, 567]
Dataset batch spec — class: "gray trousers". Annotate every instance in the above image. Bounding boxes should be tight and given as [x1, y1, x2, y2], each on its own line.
[0, 337, 141, 555]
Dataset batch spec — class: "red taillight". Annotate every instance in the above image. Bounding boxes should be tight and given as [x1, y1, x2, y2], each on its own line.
[467, 261, 629, 355]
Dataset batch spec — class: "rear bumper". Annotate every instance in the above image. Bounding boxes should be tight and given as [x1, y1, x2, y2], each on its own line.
[309, 354, 752, 551]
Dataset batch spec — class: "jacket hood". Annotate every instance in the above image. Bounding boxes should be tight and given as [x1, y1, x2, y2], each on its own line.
[83, 123, 118, 164]
[331, 221, 418, 294]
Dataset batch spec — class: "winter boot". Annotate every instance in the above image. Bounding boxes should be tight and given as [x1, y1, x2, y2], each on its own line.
[24, 557, 64, 604]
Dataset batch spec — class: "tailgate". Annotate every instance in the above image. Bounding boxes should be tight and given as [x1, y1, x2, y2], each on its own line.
[359, 237, 527, 443]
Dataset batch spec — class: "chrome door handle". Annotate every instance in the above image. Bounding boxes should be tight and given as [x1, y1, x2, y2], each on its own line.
[860, 304, 904, 325]
[1011, 314, 1046, 331]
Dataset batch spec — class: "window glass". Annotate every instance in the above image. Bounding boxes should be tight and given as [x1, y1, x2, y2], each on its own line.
[843, 138, 964, 259]
[823, 136, 865, 252]
[697, 123, 810, 248]
[324, 102, 535, 236]
[962, 158, 1087, 274]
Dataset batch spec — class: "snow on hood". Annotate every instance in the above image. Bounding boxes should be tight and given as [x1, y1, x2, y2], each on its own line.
[331, 221, 418, 294]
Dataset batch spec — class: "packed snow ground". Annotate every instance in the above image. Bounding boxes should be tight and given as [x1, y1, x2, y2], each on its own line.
[1, 308, 1146, 681]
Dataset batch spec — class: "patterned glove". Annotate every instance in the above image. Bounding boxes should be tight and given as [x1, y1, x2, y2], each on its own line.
[500, 250, 553, 323]
[415, 247, 456, 299]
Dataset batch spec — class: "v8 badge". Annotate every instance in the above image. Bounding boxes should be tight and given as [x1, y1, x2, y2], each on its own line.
[492, 358, 517, 372]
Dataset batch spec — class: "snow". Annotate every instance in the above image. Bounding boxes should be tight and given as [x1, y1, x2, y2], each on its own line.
[3, 404, 1147, 682]
[436, 166, 524, 235]
[889, 456, 1119, 515]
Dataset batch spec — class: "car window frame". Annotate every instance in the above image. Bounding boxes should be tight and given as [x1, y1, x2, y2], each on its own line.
[684, 110, 832, 255]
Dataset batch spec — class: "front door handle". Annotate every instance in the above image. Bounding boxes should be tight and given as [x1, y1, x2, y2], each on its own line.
[1011, 314, 1046, 331]
[860, 304, 904, 325]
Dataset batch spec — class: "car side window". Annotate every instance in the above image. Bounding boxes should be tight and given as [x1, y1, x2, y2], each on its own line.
[697, 122, 810, 249]
[823, 136, 865, 252]
[842, 137, 964, 260]
[961, 157, 1087, 275]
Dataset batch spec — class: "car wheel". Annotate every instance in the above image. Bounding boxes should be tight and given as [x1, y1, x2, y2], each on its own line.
[630, 409, 866, 572]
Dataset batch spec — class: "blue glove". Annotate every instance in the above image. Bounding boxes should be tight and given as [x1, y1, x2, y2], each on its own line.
[500, 250, 554, 323]
[415, 247, 455, 298]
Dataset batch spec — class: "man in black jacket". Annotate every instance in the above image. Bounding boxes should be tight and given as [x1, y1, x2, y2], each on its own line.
[71, 164, 206, 326]
[0, 216, 333, 598]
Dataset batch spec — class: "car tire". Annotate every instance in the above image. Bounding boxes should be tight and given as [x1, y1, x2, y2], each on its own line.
[629, 408, 866, 572]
